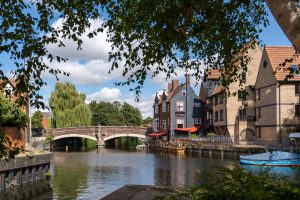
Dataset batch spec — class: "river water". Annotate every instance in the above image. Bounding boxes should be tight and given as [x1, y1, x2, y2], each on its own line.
[2, 148, 300, 200]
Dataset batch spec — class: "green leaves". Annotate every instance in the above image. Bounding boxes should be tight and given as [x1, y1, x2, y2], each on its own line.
[89, 101, 142, 126]
[49, 82, 91, 128]
[31, 110, 43, 129]
[0, 93, 28, 128]
[103, 0, 268, 97]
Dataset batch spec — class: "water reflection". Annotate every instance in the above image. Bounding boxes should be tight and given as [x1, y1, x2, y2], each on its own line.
[241, 164, 300, 182]
[0, 180, 52, 200]
[3, 149, 300, 199]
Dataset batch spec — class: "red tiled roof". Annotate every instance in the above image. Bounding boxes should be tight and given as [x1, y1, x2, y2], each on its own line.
[205, 69, 221, 79]
[265, 46, 300, 81]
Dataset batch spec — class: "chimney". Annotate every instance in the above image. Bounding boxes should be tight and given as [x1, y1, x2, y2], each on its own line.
[185, 73, 190, 85]
[168, 83, 172, 92]
[172, 80, 179, 90]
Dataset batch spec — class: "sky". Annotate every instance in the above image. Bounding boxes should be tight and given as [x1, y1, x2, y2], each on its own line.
[1, 7, 292, 119]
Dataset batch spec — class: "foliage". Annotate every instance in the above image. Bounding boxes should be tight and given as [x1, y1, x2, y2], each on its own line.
[0, 128, 22, 160]
[89, 101, 142, 126]
[49, 82, 91, 128]
[0, 1, 103, 108]
[90, 101, 125, 126]
[31, 110, 43, 129]
[104, 0, 269, 97]
[159, 167, 300, 200]
[0, 1, 270, 105]
[120, 102, 142, 126]
[44, 135, 54, 145]
[142, 117, 153, 127]
[0, 93, 28, 127]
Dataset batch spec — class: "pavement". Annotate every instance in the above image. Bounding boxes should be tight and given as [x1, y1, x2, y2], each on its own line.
[101, 185, 176, 200]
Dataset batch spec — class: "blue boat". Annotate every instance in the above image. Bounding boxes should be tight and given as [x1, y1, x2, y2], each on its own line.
[240, 151, 300, 166]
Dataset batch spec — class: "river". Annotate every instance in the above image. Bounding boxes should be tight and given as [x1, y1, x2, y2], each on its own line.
[2, 148, 300, 200]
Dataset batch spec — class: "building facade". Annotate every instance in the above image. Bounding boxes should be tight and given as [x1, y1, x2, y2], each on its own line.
[203, 44, 263, 145]
[255, 46, 300, 145]
[203, 45, 300, 146]
[153, 75, 205, 139]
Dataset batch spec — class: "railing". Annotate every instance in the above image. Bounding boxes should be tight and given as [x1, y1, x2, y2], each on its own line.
[191, 136, 232, 143]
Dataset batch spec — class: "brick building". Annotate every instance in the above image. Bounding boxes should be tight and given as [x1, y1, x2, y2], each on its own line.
[203, 45, 300, 146]
[152, 75, 205, 139]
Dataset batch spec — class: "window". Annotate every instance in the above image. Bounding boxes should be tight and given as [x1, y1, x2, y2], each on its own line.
[220, 110, 224, 121]
[214, 96, 218, 105]
[256, 89, 261, 100]
[241, 72, 246, 83]
[154, 104, 159, 114]
[214, 111, 218, 122]
[167, 103, 169, 112]
[257, 107, 261, 119]
[194, 103, 201, 107]
[153, 118, 159, 132]
[194, 118, 202, 125]
[295, 84, 300, 96]
[4, 83, 13, 96]
[182, 90, 186, 96]
[176, 101, 184, 111]
[295, 105, 300, 116]
[291, 65, 300, 75]
[162, 101, 166, 112]
[162, 120, 166, 130]
[239, 108, 247, 121]
[238, 90, 247, 101]
[176, 119, 184, 128]
[219, 94, 224, 104]
[167, 118, 170, 126]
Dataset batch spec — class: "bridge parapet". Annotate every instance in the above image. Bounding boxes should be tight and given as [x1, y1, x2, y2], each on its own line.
[45, 126, 148, 143]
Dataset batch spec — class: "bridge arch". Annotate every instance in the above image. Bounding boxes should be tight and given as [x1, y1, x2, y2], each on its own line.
[104, 133, 146, 141]
[53, 134, 97, 142]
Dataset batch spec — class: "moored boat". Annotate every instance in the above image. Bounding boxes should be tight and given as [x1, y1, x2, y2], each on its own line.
[240, 151, 300, 166]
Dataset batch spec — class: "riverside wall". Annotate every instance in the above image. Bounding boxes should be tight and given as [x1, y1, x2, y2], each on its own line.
[0, 152, 52, 190]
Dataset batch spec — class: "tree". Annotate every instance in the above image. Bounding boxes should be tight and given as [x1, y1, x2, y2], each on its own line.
[266, 0, 300, 52]
[31, 110, 43, 129]
[120, 102, 142, 126]
[89, 101, 125, 126]
[143, 117, 153, 127]
[0, 93, 28, 159]
[0, 1, 299, 104]
[49, 82, 91, 128]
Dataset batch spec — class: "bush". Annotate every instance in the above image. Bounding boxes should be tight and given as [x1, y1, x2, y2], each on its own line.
[158, 167, 300, 200]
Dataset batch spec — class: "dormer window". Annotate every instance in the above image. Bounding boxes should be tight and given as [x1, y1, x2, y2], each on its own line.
[291, 65, 299, 75]
[4, 83, 13, 96]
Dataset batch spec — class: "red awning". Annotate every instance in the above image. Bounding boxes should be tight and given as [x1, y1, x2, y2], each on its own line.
[175, 125, 201, 133]
[148, 132, 167, 137]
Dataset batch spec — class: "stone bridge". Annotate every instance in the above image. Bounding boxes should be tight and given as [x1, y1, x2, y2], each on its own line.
[45, 126, 148, 146]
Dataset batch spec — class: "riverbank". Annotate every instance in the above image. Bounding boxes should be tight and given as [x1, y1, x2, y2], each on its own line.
[148, 140, 266, 158]
[0, 150, 52, 190]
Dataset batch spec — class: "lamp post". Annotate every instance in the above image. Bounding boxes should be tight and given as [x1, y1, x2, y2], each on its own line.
[28, 98, 32, 152]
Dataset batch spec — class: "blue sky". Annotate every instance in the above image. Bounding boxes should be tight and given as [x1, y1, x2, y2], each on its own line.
[2, 8, 292, 118]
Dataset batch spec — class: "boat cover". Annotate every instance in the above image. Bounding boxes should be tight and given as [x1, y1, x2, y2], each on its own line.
[240, 151, 300, 161]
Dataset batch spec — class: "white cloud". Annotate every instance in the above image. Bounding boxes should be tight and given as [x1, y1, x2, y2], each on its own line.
[48, 19, 110, 62]
[45, 59, 123, 85]
[86, 87, 122, 102]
